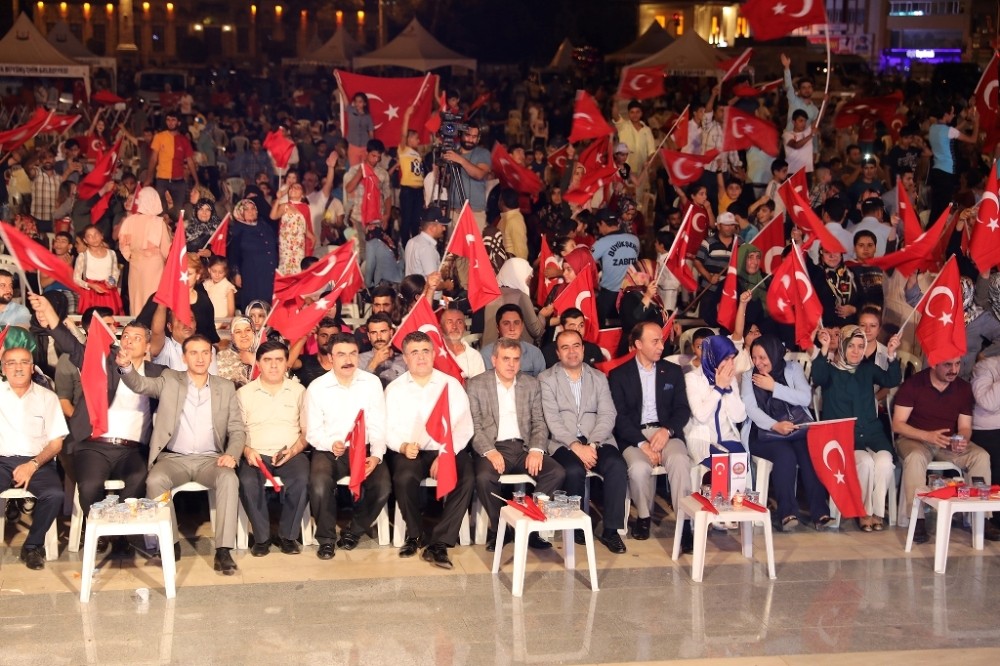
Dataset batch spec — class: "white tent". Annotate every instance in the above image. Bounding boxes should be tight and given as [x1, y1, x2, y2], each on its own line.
[632, 30, 723, 77]
[47, 21, 117, 87]
[286, 28, 366, 68]
[545, 38, 575, 71]
[0, 14, 91, 94]
[352, 19, 475, 72]
[607, 22, 674, 64]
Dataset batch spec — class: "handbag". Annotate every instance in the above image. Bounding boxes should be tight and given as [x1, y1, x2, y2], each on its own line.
[754, 396, 813, 444]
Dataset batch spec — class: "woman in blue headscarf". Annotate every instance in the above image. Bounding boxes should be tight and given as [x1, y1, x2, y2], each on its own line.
[684, 335, 748, 465]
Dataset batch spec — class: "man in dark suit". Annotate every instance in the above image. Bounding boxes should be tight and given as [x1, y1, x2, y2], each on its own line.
[609, 321, 693, 551]
[467, 337, 565, 552]
[116, 334, 246, 575]
[539, 329, 628, 554]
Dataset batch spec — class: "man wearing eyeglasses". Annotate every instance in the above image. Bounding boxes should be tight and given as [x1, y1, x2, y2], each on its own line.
[0, 346, 68, 570]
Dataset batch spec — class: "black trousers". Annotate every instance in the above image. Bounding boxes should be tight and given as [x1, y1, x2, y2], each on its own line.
[73, 440, 147, 515]
[973, 428, 1000, 526]
[474, 442, 565, 533]
[551, 444, 628, 532]
[597, 288, 620, 327]
[928, 168, 956, 224]
[0, 457, 63, 549]
[388, 449, 474, 547]
[399, 186, 424, 249]
[238, 452, 310, 543]
[698, 286, 722, 328]
[308, 450, 391, 544]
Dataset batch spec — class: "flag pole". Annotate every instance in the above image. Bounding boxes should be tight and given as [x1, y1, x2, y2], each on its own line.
[200, 214, 230, 252]
[638, 104, 690, 182]
[815, 24, 833, 124]
[748, 273, 774, 293]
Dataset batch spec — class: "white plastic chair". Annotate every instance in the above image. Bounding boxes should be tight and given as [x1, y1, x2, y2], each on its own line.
[170, 482, 216, 531]
[677, 327, 718, 356]
[235, 477, 320, 550]
[392, 477, 471, 547]
[68, 479, 126, 553]
[783, 351, 813, 379]
[0, 488, 60, 561]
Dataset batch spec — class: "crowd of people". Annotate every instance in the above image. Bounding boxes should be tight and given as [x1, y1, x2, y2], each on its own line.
[1, 51, 1000, 575]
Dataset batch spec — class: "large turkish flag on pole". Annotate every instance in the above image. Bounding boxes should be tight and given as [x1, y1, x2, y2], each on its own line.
[335, 70, 438, 145]
[914, 256, 966, 367]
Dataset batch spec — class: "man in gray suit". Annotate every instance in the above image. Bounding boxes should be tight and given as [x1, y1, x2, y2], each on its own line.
[539, 330, 628, 554]
[467, 337, 565, 552]
[116, 334, 246, 575]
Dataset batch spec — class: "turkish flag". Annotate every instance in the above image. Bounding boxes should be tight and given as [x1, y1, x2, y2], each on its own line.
[766, 242, 822, 350]
[568, 90, 614, 143]
[39, 111, 81, 135]
[596, 328, 622, 362]
[710, 454, 729, 499]
[263, 130, 296, 171]
[491, 143, 543, 197]
[660, 148, 720, 186]
[81, 317, 116, 438]
[89, 189, 113, 225]
[333, 256, 364, 305]
[971, 160, 1000, 273]
[78, 139, 121, 200]
[360, 162, 383, 223]
[715, 242, 741, 332]
[552, 267, 599, 343]
[547, 144, 571, 175]
[671, 107, 689, 151]
[915, 256, 967, 367]
[807, 418, 865, 518]
[596, 351, 635, 375]
[208, 215, 230, 257]
[722, 107, 780, 156]
[424, 90, 447, 134]
[577, 137, 610, 173]
[753, 213, 786, 275]
[335, 70, 438, 146]
[685, 202, 712, 255]
[535, 234, 561, 307]
[861, 205, 954, 277]
[742, 0, 828, 41]
[153, 215, 193, 327]
[0, 222, 83, 294]
[273, 242, 355, 304]
[718, 48, 753, 84]
[391, 297, 464, 384]
[662, 206, 698, 291]
[268, 295, 337, 342]
[787, 168, 808, 201]
[345, 409, 367, 501]
[617, 65, 666, 100]
[780, 180, 847, 254]
[834, 92, 903, 129]
[974, 51, 999, 131]
[0, 109, 48, 151]
[896, 178, 924, 245]
[444, 202, 502, 311]
[466, 91, 491, 117]
[426, 384, 458, 499]
[563, 164, 618, 206]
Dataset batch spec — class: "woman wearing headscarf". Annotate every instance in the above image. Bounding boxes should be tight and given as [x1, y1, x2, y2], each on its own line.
[737, 243, 769, 330]
[684, 335, 747, 466]
[539, 246, 596, 324]
[229, 196, 279, 311]
[615, 258, 665, 357]
[216, 316, 257, 388]
[742, 334, 826, 531]
[812, 325, 902, 531]
[481, 257, 545, 347]
[186, 197, 221, 258]
[809, 245, 861, 329]
[118, 186, 171, 315]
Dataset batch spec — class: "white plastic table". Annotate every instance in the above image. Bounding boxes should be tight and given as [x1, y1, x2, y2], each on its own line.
[672, 495, 776, 583]
[491, 505, 599, 597]
[80, 505, 176, 602]
[904, 486, 1000, 574]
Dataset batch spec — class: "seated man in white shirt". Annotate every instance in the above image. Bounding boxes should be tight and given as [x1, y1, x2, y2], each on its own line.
[439, 306, 485, 379]
[0, 346, 68, 569]
[384, 331, 475, 569]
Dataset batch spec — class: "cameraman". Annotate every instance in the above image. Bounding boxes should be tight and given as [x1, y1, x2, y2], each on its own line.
[441, 125, 490, 229]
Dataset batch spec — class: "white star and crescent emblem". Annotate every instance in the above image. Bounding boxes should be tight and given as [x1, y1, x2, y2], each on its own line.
[923, 286, 956, 325]
[822, 440, 847, 484]
[384, 104, 399, 120]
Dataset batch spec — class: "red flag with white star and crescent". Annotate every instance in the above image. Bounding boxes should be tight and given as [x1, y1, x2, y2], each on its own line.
[153, 214, 193, 327]
[914, 256, 966, 367]
[807, 418, 865, 518]
[971, 160, 1000, 274]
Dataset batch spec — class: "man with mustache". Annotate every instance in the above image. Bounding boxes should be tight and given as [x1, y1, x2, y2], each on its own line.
[305, 333, 390, 559]
[358, 312, 407, 388]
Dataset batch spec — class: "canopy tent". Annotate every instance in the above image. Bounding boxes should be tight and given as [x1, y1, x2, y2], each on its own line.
[545, 38, 575, 71]
[47, 21, 117, 89]
[284, 28, 366, 68]
[0, 14, 91, 96]
[632, 30, 723, 77]
[606, 21, 674, 64]
[352, 18, 475, 72]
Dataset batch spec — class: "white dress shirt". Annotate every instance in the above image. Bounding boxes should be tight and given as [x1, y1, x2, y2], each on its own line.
[383, 370, 473, 453]
[495, 376, 522, 441]
[0, 381, 69, 457]
[103, 361, 152, 442]
[305, 368, 387, 459]
[451, 341, 486, 379]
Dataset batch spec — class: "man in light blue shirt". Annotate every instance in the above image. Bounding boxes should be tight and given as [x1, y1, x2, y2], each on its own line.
[0, 271, 31, 327]
[590, 210, 639, 325]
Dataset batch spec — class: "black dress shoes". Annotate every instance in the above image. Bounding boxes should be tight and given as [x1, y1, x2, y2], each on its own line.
[680, 522, 694, 554]
[279, 538, 302, 554]
[214, 548, 238, 575]
[398, 537, 421, 558]
[631, 517, 651, 540]
[251, 541, 270, 557]
[317, 543, 335, 560]
[485, 530, 513, 553]
[421, 543, 453, 569]
[599, 531, 627, 554]
[912, 519, 929, 544]
[528, 533, 552, 550]
[19, 546, 45, 570]
[574, 529, 587, 545]
[337, 532, 361, 551]
[173, 542, 182, 561]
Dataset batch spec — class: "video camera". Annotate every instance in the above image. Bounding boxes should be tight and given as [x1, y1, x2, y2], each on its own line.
[437, 111, 469, 153]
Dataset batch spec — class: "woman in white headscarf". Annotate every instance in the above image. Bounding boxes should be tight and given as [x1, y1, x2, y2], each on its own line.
[118, 186, 172, 314]
[480, 257, 546, 347]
